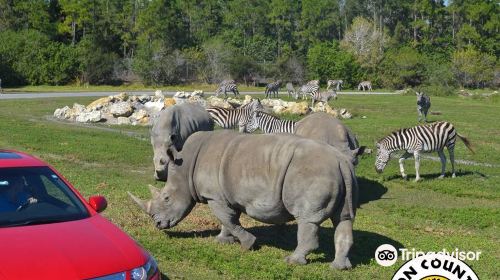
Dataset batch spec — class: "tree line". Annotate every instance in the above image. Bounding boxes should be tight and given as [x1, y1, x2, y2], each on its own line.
[0, 0, 498, 94]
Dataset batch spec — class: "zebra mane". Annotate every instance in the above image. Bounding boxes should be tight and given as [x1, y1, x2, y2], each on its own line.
[255, 110, 281, 119]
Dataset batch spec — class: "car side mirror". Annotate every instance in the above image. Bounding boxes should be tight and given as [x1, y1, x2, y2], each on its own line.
[89, 195, 108, 213]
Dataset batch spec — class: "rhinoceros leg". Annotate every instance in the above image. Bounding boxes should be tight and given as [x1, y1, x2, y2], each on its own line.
[216, 225, 237, 244]
[285, 222, 319, 265]
[331, 219, 353, 270]
[208, 200, 256, 250]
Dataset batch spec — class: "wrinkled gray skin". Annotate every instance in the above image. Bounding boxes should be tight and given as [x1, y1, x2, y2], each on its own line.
[294, 112, 365, 166]
[150, 103, 214, 181]
[130, 131, 358, 270]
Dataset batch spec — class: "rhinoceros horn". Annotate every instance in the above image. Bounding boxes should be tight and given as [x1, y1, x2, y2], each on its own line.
[148, 184, 161, 198]
[127, 191, 150, 213]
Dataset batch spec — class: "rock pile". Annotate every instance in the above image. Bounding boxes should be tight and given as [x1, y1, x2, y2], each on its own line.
[53, 91, 353, 126]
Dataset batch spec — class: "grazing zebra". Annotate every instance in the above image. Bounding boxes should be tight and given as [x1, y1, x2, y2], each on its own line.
[375, 121, 474, 181]
[219, 79, 235, 86]
[265, 80, 282, 98]
[296, 84, 320, 100]
[357, 81, 372, 91]
[245, 110, 296, 134]
[215, 82, 240, 98]
[286, 82, 295, 98]
[416, 92, 431, 122]
[311, 90, 337, 107]
[206, 99, 263, 132]
[327, 80, 343, 91]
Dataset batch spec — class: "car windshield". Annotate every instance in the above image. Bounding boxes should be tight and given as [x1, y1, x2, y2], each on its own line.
[0, 167, 89, 227]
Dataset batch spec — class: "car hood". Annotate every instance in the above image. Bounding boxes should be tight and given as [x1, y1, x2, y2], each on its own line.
[0, 214, 148, 280]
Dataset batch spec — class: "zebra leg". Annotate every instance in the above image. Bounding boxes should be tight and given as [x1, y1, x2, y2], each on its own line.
[399, 152, 412, 180]
[285, 221, 319, 265]
[413, 151, 421, 181]
[448, 146, 456, 178]
[417, 108, 422, 122]
[438, 150, 447, 179]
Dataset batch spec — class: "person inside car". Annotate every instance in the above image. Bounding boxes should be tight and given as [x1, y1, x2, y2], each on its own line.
[0, 175, 38, 212]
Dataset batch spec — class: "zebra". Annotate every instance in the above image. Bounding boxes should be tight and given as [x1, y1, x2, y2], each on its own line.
[245, 110, 296, 134]
[265, 80, 282, 99]
[357, 81, 372, 91]
[215, 82, 239, 98]
[416, 92, 431, 122]
[306, 80, 320, 86]
[285, 82, 295, 98]
[327, 80, 343, 91]
[296, 84, 319, 100]
[206, 99, 263, 132]
[375, 121, 474, 181]
[311, 90, 337, 107]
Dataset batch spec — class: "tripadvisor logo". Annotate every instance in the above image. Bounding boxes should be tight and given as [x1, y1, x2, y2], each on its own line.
[392, 253, 479, 280]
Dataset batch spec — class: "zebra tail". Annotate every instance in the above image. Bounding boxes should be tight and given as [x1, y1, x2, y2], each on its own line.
[339, 161, 357, 220]
[457, 133, 475, 154]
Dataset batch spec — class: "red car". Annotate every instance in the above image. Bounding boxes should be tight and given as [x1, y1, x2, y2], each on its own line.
[0, 150, 160, 280]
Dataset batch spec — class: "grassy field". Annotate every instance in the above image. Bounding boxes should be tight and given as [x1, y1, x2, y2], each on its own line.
[0, 94, 498, 279]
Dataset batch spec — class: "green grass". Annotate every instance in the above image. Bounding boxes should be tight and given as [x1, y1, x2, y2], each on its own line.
[0, 94, 498, 279]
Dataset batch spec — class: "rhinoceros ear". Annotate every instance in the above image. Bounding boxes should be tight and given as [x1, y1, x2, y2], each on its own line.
[166, 147, 183, 165]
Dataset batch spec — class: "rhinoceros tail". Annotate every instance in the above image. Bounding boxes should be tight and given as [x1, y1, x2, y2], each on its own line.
[339, 162, 358, 220]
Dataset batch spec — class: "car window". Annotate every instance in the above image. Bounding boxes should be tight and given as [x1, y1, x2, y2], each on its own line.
[0, 167, 90, 227]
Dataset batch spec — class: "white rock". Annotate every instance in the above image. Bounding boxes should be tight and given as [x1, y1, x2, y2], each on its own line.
[273, 105, 286, 114]
[155, 90, 164, 98]
[76, 111, 102, 123]
[191, 90, 204, 97]
[144, 100, 165, 114]
[130, 109, 149, 122]
[117, 117, 130, 125]
[53, 106, 70, 119]
[110, 102, 134, 117]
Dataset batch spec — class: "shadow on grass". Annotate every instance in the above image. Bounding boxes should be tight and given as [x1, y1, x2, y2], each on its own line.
[357, 176, 387, 207]
[384, 170, 477, 181]
[166, 225, 402, 268]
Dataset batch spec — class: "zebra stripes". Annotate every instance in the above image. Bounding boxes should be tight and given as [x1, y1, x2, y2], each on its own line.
[245, 110, 296, 134]
[215, 82, 239, 98]
[206, 99, 263, 132]
[375, 121, 474, 181]
[297, 84, 319, 100]
[327, 80, 343, 91]
[265, 80, 282, 98]
[358, 81, 372, 91]
[416, 92, 431, 122]
[285, 82, 295, 98]
[311, 90, 337, 106]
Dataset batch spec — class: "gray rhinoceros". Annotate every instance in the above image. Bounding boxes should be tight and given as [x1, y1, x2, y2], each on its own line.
[294, 112, 365, 166]
[151, 103, 214, 181]
[129, 130, 358, 270]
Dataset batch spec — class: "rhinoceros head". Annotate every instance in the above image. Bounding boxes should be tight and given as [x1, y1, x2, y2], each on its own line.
[150, 109, 180, 181]
[128, 181, 195, 230]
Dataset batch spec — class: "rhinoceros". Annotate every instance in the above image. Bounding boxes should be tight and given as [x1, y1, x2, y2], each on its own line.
[151, 103, 214, 181]
[294, 112, 365, 166]
[129, 130, 358, 270]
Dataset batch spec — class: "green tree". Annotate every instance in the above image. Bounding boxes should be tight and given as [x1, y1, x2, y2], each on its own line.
[307, 41, 361, 88]
[379, 46, 425, 88]
[452, 47, 497, 88]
